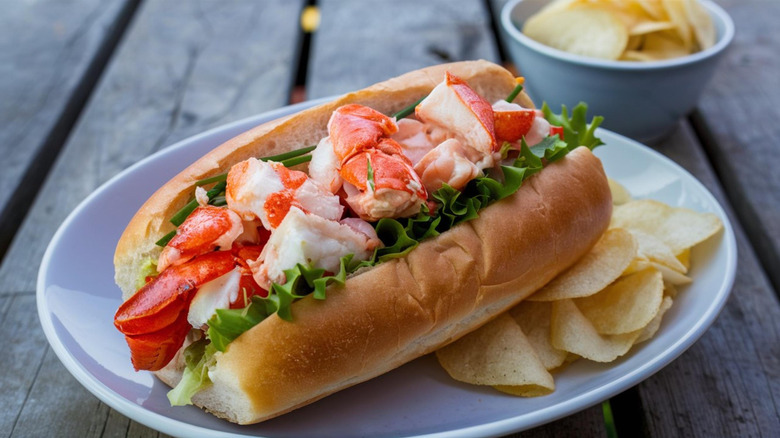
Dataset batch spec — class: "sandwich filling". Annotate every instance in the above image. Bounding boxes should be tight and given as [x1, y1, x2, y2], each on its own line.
[113, 73, 604, 405]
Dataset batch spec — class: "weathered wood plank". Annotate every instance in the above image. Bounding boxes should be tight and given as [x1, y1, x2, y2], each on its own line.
[517, 406, 605, 437]
[690, 0, 780, 296]
[1, 0, 304, 435]
[0, 295, 50, 437]
[0, 0, 306, 295]
[307, 0, 500, 99]
[635, 123, 780, 436]
[10, 347, 108, 438]
[0, 0, 134, 259]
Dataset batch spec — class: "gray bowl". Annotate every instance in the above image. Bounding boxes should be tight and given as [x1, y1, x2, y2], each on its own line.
[500, 0, 735, 143]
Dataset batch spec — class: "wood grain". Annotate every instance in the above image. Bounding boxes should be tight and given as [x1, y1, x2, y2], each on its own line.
[690, 0, 780, 296]
[636, 123, 780, 436]
[307, 0, 500, 99]
[0, 0, 303, 435]
[0, 0, 305, 295]
[0, 295, 49, 437]
[0, 0, 134, 259]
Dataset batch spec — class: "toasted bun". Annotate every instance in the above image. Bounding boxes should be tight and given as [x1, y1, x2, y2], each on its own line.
[114, 61, 611, 424]
[114, 60, 533, 299]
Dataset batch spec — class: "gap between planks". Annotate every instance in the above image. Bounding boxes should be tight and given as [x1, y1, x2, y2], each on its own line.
[0, 0, 142, 267]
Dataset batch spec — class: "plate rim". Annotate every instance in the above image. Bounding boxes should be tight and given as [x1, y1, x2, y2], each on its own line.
[36, 102, 737, 438]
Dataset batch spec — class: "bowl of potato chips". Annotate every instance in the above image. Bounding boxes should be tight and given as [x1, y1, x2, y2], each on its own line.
[500, 0, 734, 143]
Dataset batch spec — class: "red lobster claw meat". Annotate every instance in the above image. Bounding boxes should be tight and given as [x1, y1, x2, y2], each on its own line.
[494, 108, 536, 143]
[327, 104, 427, 220]
[341, 148, 426, 200]
[157, 205, 243, 272]
[416, 72, 497, 154]
[328, 104, 399, 163]
[115, 251, 236, 370]
[123, 310, 193, 371]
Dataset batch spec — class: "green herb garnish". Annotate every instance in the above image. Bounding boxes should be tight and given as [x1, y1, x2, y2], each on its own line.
[167, 338, 215, 406]
[261, 145, 317, 163]
[168, 101, 604, 405]
[169, 181, 227, 227]
[392, 95, 426, 120]
[155, 230, 176, 247]
[542, 102, 604, 150]
[505, 80, 524, 103]
[366, 156, 375, 192]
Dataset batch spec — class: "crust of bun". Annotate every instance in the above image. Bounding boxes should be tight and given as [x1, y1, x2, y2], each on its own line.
[114, 60, 533, 299]
[155, 147, 612, 424]
[114, 61, 611, 424]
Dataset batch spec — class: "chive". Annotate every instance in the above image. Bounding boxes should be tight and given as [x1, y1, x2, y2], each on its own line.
[602, 400, 618, 438]
[210, 195, 227, 206]
[393, 95, 426, 120]
[170, 199, 199, 226]
[170, 180, 227, 226]
[279, 154, 313, 168]
[159, 98, 423, 247]
[208, 180, 227, 195]
[505, 82, 524, 103]
[195, 173, 227, 186]
[156, 230, 177, 247]
[366, 156, 375, 192]
[261, 145, 316, 162]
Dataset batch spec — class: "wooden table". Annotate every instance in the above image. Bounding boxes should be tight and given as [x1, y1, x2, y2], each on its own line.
[1, 0, 778, 436]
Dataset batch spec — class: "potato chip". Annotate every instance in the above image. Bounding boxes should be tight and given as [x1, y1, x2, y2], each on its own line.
[625, 35, 644, 52]
[630, 20, 675, 36]
[635, 0, 665, 20]
[635, 295, 673, 343]
[651, 262, 692, 285]
[529, 228, 637, 301]
[664, 282, 678, 298]
[661, 0, 693, 49]
[604, 1, 655, 29]
[574, 268, 664, 334]
[620, 50, 657, 62]
[551, 300, 642, 362]
[608, 177, 632, 205]
[611, 200, 722, 254]
[631, 230, 687, 273]
[509, 301, 568, 370]
[676, 248, 691, 270]
[523, 0, 713, 62]
[683, 0, 715, 49]
[641, 31, 691, 60]
[622, 256, 652, 276]
[523, 5, 629, 60]
[494, 383, 554, 398]
[436, 314, 554, 391]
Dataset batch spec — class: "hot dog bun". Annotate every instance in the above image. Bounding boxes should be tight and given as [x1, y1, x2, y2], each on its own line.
[114, 60, 533, 299]
[114, 61, 612, 424]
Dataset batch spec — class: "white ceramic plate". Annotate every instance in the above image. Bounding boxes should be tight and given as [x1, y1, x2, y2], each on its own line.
[37, 100, 736, 438]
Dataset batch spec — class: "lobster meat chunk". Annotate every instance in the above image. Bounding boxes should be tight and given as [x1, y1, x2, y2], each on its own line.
[115, 251, 236, 370]
[157, 205, 243, 272]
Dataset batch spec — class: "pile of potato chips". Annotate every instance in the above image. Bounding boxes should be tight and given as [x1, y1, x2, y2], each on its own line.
[436, 178, 722, 397]
[522, 0, 716, 61]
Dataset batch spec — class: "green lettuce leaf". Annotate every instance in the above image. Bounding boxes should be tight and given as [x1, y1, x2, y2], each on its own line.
[134, 258, 159, 290]
[170, 102, 606, 405]
[542, 102, 604, 151]
[185, 102, 604, 373]
[207, 295, 276, 352]
[167, 338, 216, 406]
